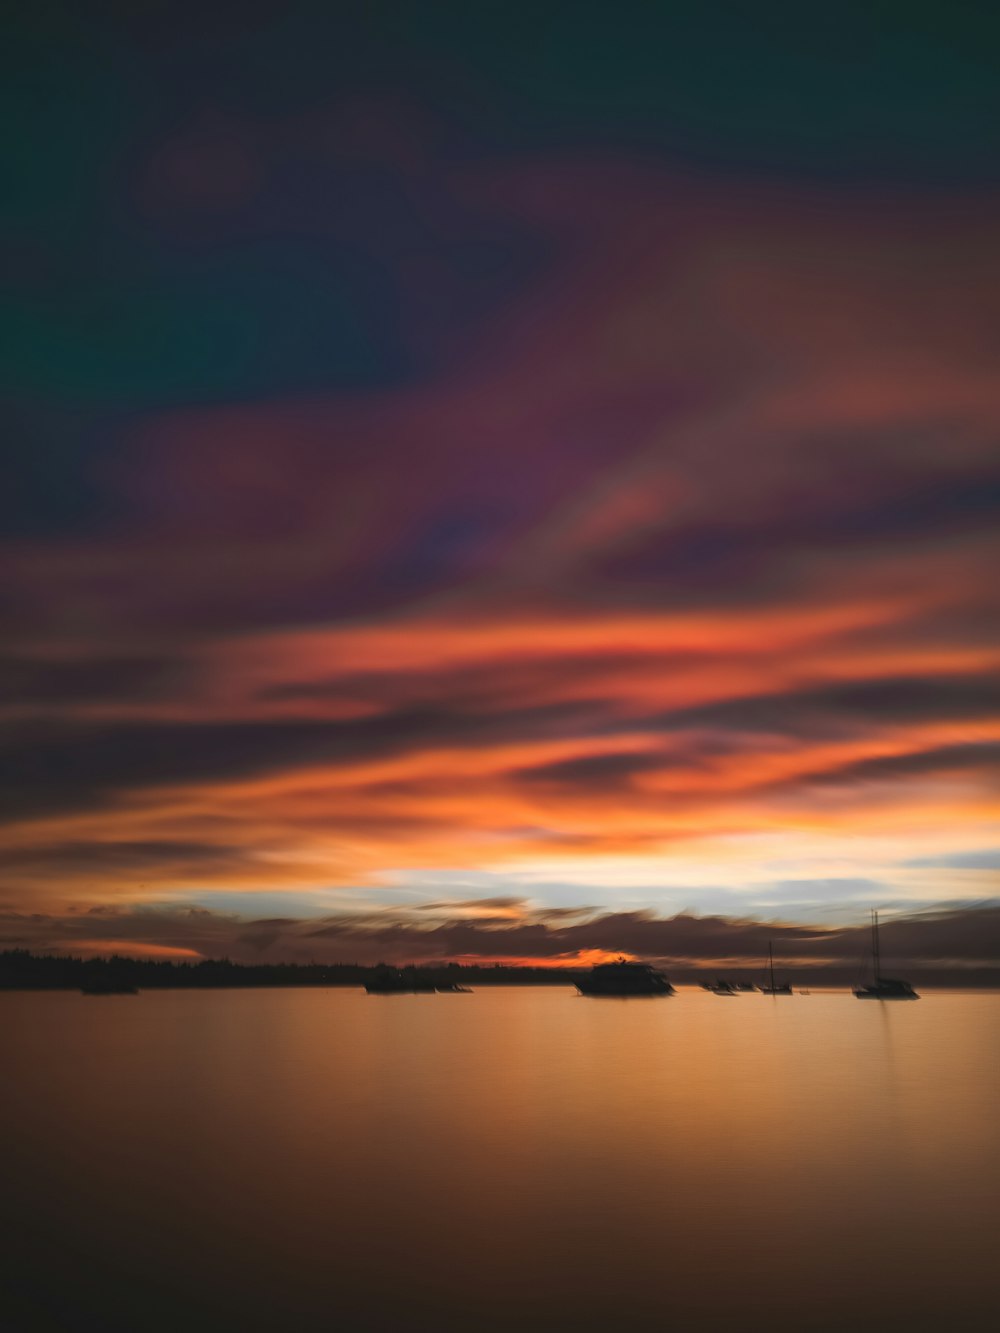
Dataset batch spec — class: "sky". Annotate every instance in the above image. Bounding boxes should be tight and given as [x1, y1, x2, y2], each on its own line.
[3, 1, 999, 970]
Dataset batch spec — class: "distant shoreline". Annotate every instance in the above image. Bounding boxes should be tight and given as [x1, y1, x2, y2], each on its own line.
[3, 949, 999, 991]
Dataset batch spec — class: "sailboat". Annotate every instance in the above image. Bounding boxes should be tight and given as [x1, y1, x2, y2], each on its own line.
[760, 942, 792, 995]
[853, 910, 919, 1000]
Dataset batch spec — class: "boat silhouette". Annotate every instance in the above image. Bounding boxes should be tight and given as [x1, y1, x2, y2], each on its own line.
[853, 910, 919, 1000]
[704, 979, 739, 995]
[760, 942, 792, 995]
[576, 958, 674, 997]
[365, 968, 437, 994]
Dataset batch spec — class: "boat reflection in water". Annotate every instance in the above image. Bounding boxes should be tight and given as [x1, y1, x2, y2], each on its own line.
[576, 958, 674, 997]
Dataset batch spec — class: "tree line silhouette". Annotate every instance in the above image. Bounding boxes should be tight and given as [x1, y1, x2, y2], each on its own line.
[0, 949, 582, 990]
[3, 948, 993, 991]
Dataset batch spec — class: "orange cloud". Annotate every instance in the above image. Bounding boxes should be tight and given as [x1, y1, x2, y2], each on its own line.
[2, 162, 998, 932]
[53, 940, 204, 960]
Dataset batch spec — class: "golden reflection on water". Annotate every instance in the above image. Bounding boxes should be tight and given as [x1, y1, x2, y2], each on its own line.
[2, 988, 998, 1332]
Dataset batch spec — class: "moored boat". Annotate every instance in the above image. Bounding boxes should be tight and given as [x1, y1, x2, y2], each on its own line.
[760, 942, 792, 995]
[855, 978, 919, 999]
[705, 979, 738, 995]
[365, 967, 437, 994]
[576, 958, 674, 997]
[853, 910, 919, 1000]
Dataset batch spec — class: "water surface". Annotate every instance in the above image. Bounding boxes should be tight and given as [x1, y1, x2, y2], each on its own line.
[3, 987, 997, 1331]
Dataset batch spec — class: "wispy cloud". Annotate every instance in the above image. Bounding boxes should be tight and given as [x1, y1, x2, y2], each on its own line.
[4, 902, 999, 979]
[3, 150, 998, 921]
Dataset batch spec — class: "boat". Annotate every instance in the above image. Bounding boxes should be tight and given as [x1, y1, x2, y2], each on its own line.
[435, 983, 473, 993]
[853, 910, 919, 1000]
[365, 967, 437, 994]
[704, 979, 738, 995]
[576, 958, 674, 997]
[760, 942, 792, 995]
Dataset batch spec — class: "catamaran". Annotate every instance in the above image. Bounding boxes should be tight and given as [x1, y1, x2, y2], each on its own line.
[853, 910, 919, 1000]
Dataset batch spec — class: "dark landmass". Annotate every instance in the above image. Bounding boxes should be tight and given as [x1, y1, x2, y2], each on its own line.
[1, 949, 998, 991]
[0, 950, 583, 991]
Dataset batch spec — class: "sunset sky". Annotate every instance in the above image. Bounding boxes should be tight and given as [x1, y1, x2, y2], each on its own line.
[3, 2, 999, 968]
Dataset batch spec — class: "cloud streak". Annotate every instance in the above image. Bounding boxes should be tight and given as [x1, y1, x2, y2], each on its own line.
[3, 127, 998, 925]
[4, 902, 999, 983]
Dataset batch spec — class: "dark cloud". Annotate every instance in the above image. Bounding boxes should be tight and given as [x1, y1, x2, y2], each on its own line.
[857, 904, 1000, 964]
[657, 674, 1000, 740]
[518, 751, 670, 787]
[4, 903, 1000, 979]
[0, 653, 193, 704]
[27, 1, 1000, 186]
[279, 902, 1000, 971]
[0, 698, 610, 820]
[801, 741, 1000, 787]
[532, 905, 597, 922]
[261, 651, 662, 709]
[1, 401, 130, 539]
[599, 463, 1000, 596]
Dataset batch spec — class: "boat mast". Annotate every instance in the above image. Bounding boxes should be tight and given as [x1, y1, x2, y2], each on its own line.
[768, 941, 775, 991]
[871, 909, 882, 984]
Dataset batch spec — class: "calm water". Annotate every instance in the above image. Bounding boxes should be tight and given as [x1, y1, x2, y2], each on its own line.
[2, 987, 998, 1332]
